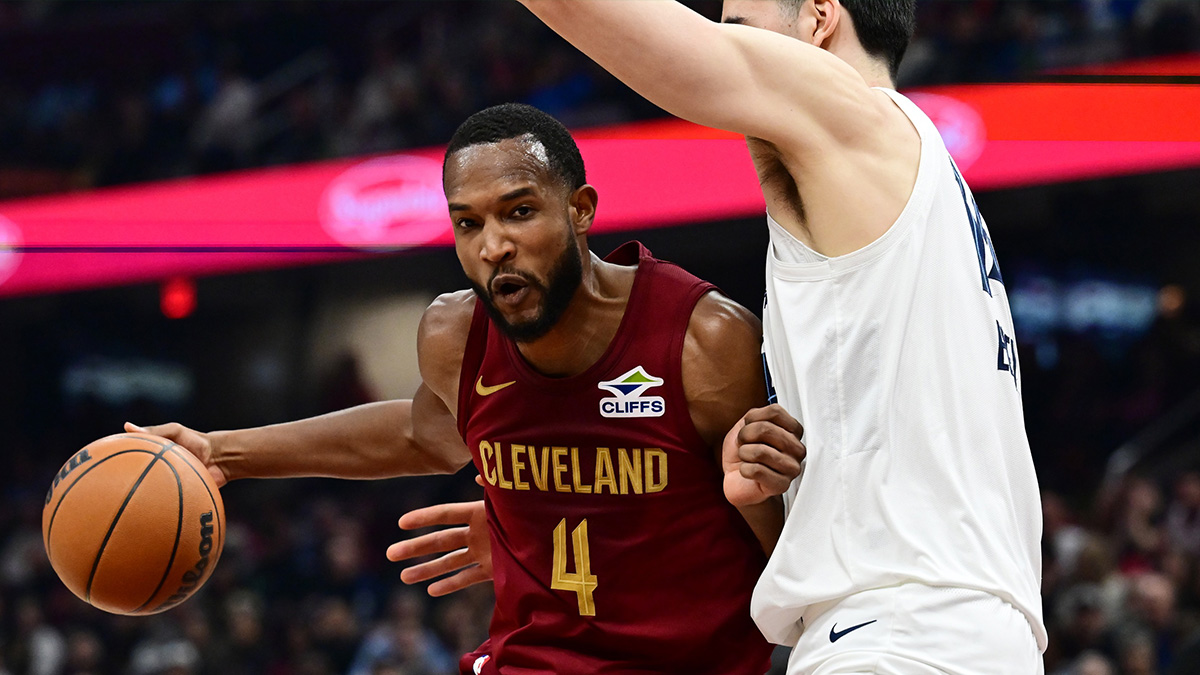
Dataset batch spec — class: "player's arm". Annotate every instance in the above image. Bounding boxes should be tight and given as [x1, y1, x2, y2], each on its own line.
[682, 291, 804, 555]
[127, 292, 477, 485]
[516, 0, 875, 153]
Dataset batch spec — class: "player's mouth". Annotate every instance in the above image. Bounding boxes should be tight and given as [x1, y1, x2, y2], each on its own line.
[490, 274, 533, 308]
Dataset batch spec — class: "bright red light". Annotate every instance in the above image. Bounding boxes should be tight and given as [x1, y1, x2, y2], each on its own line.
[161, 277, 196, 319]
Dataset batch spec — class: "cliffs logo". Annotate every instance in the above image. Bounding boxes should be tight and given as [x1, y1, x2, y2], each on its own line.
[319, 155, 449, 250]
[598, 366, 665, 419]
[908, 92, 987, 173]
[0, 216, 22, 288]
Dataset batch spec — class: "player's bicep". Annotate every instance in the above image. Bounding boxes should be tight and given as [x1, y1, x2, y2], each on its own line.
[682, 293, 768, 452]
[518, 0, 869, 151]
[409, 291, 475, 473]
[702, 24, 877, 149]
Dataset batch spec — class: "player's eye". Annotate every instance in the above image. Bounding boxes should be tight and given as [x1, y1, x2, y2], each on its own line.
[512, 205, 534, 218]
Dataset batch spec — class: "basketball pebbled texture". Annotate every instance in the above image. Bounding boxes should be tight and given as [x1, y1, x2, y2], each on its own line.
[42, 432, 225, 615]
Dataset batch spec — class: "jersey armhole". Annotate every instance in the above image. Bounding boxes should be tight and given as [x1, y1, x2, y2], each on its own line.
[456, 299, 490, 440]
[670, 284, 721, 459]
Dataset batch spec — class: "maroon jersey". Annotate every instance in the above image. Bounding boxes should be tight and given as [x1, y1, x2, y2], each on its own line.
[456, 242, 772, 675]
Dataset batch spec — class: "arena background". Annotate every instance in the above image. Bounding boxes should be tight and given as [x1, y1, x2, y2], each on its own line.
[0, 1, 1198, 674]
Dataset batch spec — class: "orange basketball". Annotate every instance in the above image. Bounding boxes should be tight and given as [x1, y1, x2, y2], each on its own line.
[42, 432, 225, 615]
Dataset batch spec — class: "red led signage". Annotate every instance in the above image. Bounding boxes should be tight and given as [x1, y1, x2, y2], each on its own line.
[1, 82, 1197, 297]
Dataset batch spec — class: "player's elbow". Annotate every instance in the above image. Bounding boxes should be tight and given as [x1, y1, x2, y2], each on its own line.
[426, 451, 473, 476]
[408, 441, 473, 476]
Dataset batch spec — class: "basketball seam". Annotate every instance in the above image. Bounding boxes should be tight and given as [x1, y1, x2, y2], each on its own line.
[166, 445, 224, 565]
[145, 445, 223, 613]
[132, 454, 185, 614]
[85, 445, 172, 604]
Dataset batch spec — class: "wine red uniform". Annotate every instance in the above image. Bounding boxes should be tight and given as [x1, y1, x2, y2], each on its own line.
[456, 242, 772, 675]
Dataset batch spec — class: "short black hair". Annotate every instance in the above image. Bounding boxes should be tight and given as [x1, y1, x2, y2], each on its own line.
[829, 0, 916, 81]
[444, 103, 587, 192]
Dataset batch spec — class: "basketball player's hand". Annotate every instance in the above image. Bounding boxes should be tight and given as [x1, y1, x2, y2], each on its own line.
[123, 421, 228, 488]
[387, 497, 493, 597]
[722, 404, 805, 507]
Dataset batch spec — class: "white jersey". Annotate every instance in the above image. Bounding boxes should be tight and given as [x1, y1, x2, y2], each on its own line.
[753, 89, 1047, 651]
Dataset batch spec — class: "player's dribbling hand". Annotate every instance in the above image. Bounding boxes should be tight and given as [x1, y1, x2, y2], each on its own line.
[124, 421, 228, 488]
[387, 495, 492, 597]
[722, 404, 805, 507]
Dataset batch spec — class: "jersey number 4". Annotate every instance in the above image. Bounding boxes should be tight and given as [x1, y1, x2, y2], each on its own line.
[552, 518, 598, 616]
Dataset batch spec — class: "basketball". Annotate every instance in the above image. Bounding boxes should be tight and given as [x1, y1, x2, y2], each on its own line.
[41, 432, 225, 615]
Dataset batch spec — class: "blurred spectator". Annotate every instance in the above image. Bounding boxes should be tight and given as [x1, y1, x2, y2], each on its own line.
[1119, 572, 1181, 671]
[1167, 472, 1200, 556]
[1046, 490, 1091, 578]
[348, 590, 455, 675]
[339, 39, 422, 156]
[1108, 476, 1167, 576]
[6, 597, 66, 675]
[190, 51, 259, 174]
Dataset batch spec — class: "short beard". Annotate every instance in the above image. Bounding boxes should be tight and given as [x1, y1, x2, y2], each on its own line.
[470, 240, 583, 343]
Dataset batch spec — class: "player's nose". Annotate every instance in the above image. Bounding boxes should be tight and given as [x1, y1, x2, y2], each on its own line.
[479, 221, 516, 264]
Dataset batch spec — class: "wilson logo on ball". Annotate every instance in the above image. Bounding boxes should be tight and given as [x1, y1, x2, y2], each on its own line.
[45, 448, 93, 505]
[158, 511, 215, 611]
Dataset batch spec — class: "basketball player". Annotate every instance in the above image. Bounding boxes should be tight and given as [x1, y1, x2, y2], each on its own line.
[129, 103, 804, 674]
[491, 1, 1047, 673]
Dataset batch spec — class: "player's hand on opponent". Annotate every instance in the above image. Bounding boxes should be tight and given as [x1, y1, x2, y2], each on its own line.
[123, 421, 228, 488]
[722, 404, 805, 507]
[387, 492, 492, 597]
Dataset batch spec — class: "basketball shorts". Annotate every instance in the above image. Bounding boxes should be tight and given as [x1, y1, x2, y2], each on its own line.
[784, 583, 1044, 675]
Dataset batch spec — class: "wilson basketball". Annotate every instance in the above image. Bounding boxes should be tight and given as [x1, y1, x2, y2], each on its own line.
[42, 432, 225, 615]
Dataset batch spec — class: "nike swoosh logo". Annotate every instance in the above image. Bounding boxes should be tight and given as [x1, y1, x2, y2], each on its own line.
[476, 377, 516, 396]
[829, 619, 877, 642]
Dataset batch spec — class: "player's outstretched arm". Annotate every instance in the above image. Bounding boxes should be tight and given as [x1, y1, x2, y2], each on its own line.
[125, 292, 478, 484]
[125, 393, 464, 483]
[387, 495, 492, 597]
[517, 0, 873, 151]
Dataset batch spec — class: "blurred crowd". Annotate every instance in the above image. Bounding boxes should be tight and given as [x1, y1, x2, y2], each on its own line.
[0, 0, 1197, 199]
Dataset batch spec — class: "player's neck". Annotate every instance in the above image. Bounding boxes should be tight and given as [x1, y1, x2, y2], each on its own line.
[835, 44, 894, 90]
[515, 255, 636, 378]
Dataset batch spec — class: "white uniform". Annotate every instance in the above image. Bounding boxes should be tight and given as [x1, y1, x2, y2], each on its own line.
[753, 89, 1047, 670]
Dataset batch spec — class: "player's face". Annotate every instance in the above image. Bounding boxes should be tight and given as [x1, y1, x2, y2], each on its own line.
[445, 137, 584, 343]
[721, 0, 804, 39]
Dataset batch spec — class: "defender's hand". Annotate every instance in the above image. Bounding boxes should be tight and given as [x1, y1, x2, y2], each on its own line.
[387, 499, 492, 597]
[125, 421, 228, 487]
[722, 404, 805, 507]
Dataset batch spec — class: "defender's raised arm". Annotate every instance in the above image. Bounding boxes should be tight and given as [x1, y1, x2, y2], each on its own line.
[517, 0, 876, 154]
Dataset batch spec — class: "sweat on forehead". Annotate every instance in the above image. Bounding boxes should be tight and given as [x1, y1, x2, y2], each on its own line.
[444, 136, 568, 190]
[443, 103, 588, 190]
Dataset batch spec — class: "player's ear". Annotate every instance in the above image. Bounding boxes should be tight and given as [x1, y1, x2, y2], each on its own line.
[569, 184, 598, 235]
[809, 0, 841, 49]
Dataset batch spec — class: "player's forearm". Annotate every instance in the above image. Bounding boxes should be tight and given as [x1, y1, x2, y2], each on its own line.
[210, 400, 463, 481]
[736, 496, 785, 556]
